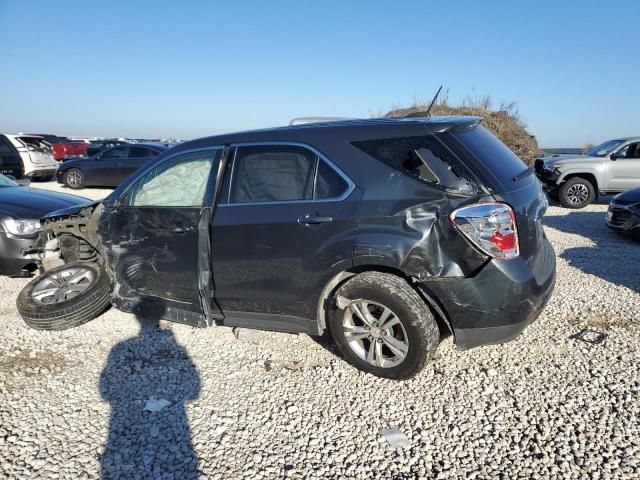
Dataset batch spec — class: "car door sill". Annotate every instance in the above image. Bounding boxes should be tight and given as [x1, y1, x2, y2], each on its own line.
[222, 311, 317, 335]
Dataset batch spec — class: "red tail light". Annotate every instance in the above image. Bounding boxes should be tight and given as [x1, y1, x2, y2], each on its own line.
[450, 202, 519, 259]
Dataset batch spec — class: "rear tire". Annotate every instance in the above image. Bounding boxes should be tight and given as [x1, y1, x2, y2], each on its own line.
[17, 262, 111, 330]
[63, 168, 85, 189]
[559, 177, 595, 208]
[327, 272, 439, 380]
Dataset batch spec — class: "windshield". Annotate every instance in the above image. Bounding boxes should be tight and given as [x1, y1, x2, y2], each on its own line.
[588, 140, 625, 157]
[0, 175, 18, 187]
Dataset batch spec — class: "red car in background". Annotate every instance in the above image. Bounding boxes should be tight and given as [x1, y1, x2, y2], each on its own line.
[63, 139, 88, 158]
[30, 134, 66, 161]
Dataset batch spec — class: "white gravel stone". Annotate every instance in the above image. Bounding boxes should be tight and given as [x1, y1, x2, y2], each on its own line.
[0, 189, 638, 478]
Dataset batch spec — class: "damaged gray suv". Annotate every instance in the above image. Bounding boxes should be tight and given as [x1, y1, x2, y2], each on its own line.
[17, 117, 556, 379]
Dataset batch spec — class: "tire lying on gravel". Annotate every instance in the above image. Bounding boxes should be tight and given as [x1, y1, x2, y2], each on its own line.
[328, 271, 440, 380]
[17, 262, 112, 330]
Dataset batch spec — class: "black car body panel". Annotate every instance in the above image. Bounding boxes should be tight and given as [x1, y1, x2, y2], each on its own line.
[36, 117, 556, 349]
[606, 188, 640, 234]
[0, 182, 89, 275]
[56, 144, 167, 188]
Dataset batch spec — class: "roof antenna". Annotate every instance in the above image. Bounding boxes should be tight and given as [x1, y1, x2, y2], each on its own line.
[424, 85, 443, 117]
[403, 85, 443, 118]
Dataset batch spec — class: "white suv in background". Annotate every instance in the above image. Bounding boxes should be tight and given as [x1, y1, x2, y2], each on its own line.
[4, 134, 57, 180]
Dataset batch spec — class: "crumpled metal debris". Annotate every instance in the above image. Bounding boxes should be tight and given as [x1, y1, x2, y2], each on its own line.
[381, 427, 411, 448]
[143, 398, 171, 412]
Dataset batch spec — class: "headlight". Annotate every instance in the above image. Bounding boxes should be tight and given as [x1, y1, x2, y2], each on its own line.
[1, 218, 42, 236]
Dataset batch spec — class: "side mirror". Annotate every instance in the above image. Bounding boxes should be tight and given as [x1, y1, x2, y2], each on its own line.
[610, 152, 623, 161]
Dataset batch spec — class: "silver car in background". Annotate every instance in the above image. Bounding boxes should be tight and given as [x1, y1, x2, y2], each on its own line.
[535, 137, 640, 208]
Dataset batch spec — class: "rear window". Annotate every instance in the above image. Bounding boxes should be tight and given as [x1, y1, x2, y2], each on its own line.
[452, 125, 528, 189]
[18, 137, 49, 151]
[352, 135, 476, 194]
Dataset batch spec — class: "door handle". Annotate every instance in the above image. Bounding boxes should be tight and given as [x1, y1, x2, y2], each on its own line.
[298, 213, 333, 225]
[168, 226, 192, 234]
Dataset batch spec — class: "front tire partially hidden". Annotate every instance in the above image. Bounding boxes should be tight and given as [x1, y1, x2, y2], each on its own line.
[328, 272, 439, 380]
[17, 262, 111, 330]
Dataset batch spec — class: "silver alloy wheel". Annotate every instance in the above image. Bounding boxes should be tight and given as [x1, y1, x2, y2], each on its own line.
[342, 299, 409, 368]
[31, 266, 96, 305]
[66, 170, 83, 187]
[567, 183, 589, 205]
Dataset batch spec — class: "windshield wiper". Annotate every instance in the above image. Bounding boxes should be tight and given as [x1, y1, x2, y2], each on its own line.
[512, 166, 534, 183]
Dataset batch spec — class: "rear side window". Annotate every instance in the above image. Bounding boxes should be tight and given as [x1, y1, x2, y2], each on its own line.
[226, 145, 351, 204]
[315, 160, 348, 199]
[229, 145, 316, 203]
[352, 135, 476, 194]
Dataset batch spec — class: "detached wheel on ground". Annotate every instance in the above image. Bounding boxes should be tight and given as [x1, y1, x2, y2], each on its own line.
[63, 168, 85, 189]
[17, 262, 112, 330]
[559, 177, 595, 208]
[327, 272, 440, 380]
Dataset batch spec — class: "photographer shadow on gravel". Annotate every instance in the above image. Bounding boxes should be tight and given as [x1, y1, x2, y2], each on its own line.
[99, 302, 201, 479]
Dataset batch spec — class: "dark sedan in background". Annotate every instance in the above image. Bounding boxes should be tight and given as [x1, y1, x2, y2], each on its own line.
[56, 144, 167, 189]
[0, 175, 88, 276]
[606, 188, 640, 236]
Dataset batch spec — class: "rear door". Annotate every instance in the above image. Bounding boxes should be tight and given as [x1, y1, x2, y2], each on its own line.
[211, 143, 359, 327]
[99, 148, 221, 324]
[605, 142, 640, 191]
[0, 135, 23, 178]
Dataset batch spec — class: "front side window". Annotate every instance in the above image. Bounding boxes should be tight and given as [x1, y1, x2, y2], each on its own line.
[588, 139, 626, 157]
[615, 142, 640, 159]
[229, 145, 316, 203]
[125, 149, 217, 207]
[102, 146, 129, 159]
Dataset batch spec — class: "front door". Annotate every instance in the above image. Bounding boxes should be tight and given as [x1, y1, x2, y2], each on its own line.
[606, 142, 640, 191]
[92, 146, 130, 186]
[99, 148, 221, 325]
[211, 144, 359, 329]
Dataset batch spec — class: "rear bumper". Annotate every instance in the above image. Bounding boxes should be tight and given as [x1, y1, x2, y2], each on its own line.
[421, 238, 556, 350]
[26, 168, 56, 178]
[0, 232, 40, 276]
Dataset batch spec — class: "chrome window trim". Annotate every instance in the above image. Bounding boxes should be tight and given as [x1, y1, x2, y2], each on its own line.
[219, 141, 355, 207]
[117, 145, 223, 206]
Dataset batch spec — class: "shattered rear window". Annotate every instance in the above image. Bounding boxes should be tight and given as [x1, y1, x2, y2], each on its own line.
[351, 135, 476, 194]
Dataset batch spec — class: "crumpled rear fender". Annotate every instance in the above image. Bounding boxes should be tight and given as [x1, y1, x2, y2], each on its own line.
[353, 195, 490, 280]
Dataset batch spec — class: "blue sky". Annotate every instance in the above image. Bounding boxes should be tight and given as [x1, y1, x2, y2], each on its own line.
[0, 1, 638, 147]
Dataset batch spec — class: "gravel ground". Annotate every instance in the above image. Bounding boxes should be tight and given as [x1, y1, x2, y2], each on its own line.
[0, 190, 639, 479]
